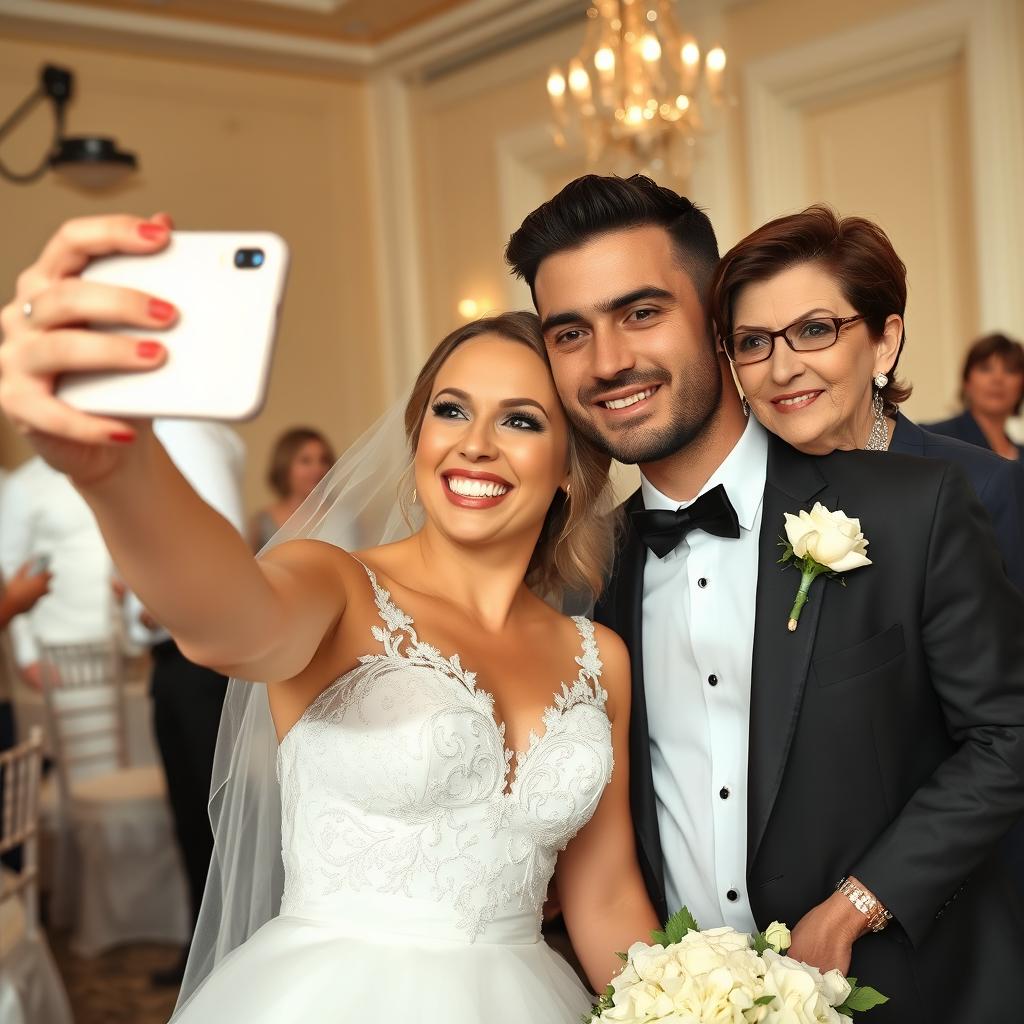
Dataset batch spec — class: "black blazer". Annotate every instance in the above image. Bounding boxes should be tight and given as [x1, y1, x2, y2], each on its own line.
[925, 409, 1024, 460]
[596, 435, 1024, 1023]
[890, 414, 1024, 592]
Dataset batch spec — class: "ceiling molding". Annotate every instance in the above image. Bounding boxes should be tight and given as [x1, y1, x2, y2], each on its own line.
[0, 0, 581, 79]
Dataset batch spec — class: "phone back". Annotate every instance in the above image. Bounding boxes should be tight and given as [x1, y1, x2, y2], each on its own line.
[57, 231, 288, 421]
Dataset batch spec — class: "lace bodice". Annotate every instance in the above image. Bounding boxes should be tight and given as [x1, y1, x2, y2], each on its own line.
[276, 564, 614, 941]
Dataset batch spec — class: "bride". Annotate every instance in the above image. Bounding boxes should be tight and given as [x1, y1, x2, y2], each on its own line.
[0, 214, 660, 1022]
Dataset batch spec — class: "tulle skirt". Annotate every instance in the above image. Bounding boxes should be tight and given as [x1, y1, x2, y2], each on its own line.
[169, 892, 594, 1023]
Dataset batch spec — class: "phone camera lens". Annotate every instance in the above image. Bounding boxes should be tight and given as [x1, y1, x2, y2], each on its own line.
[234, 248, 265, 269]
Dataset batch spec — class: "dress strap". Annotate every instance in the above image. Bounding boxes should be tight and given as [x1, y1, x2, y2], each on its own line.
[349, 557, 419, 652]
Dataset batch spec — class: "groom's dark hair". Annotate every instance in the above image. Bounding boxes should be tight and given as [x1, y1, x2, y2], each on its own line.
[505, 174, 720, 304]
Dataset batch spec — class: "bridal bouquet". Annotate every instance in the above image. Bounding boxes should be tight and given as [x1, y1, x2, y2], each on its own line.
[588, 909, 886, 1023]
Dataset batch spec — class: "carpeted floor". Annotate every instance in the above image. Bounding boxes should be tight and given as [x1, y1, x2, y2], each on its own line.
[49, 928, 181, 1024]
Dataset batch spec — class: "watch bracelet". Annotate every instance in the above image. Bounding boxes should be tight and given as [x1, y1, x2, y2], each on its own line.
[836, 876, 893, 933]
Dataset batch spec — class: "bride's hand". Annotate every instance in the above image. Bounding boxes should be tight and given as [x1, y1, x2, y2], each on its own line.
[0, 213, 176, 486]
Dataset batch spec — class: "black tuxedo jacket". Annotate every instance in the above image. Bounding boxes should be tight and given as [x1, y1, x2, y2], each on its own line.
[595, 434, 1024, 1022]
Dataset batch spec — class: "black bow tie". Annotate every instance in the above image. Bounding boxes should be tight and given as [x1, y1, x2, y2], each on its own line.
[631, 483, 741, 558]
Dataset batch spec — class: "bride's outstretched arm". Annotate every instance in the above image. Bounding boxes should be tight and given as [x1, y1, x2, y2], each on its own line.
[555, 624, 660, 993]
[0, 213, 349, 684]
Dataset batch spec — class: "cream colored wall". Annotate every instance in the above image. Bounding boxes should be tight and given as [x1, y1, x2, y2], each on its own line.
[802, 61, 977, 422]
[410, 0, 1010, 426]
[0, 36, 384, 514]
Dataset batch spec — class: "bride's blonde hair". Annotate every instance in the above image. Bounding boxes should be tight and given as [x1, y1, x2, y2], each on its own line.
[404, 311, 618, 601]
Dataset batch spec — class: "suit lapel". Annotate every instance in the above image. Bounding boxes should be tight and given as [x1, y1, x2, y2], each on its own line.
[598, 490, 666, 915]
[747, 437, 833, 866]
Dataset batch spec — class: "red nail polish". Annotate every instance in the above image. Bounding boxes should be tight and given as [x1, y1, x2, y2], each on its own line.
[110, 432, 135, 444]
[138, 223, 167, 241]
[137, 340, 163, 359]
[148, 299, 175, 321]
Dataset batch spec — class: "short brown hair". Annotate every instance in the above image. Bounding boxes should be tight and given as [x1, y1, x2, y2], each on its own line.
[709, 205, 912, 413]
[404, 311, 616, 601]
[962, 333, 1024, 414]
[267, 428, 335, 498]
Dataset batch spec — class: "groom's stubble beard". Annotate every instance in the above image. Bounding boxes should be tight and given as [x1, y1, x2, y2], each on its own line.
[568, 343, 724, 466]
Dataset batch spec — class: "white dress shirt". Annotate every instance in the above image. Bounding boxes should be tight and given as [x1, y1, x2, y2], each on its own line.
[0, 457, 117, 667]
[641, 415, 768, 932]
[124, 420, 246, 648]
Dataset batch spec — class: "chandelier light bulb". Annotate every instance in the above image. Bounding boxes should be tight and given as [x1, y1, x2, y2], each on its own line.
[594, 46, 615, 73]
[457, 299, 480, 319]
[681, 41, 700, 66]
[625, 105, 644, 126]
[568, 60, 591, 96]
[640, 34, 662, 62]
[546, 69, 567, 99]
[706, 47, 727, 72]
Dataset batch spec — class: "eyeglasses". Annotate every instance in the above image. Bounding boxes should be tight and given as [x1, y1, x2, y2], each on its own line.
[724, 314, 866, 366]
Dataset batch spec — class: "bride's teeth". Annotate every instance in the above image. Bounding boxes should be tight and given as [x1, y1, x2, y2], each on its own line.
[603, 388, 654, 410]
[447, 477, 509, 498]
[778, 394, 816, 407]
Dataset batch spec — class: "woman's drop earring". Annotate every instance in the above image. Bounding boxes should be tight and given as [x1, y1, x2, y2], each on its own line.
[411, 488, 418, 504]
[865, 386, 889, 451]
[873, 372, 889, 389]
[741, 396, 750, 417]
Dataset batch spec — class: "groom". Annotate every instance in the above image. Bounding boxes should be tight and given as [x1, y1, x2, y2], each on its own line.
[507, 175, 1024, 1020]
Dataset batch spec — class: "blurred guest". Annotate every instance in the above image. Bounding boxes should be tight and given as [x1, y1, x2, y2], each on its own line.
[124, 419, 246, 987]
[248, 427, 334, 550]
[709, 205, 1024, 594]
[926, 333, 1024, 460]
[0, 456, 118, 688]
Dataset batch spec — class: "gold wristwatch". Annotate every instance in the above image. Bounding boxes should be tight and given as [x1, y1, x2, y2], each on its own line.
[836, 877, 892, 933]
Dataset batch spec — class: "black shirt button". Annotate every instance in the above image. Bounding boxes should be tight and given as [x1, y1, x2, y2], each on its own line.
[719, 787, 730, 800]
[707, 674, 718, 686]
[697, 577, 708, 588]
[727, 889, 739, 902]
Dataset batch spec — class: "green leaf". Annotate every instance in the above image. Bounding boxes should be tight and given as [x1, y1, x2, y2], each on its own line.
[836, 984, 889, 1016]
[754, 995, 776, 1007]
[652, 906, 700, 946]
[583, 985, 617, 1022]
[750, 932, 770, 955]
[615, 951, 627, 962]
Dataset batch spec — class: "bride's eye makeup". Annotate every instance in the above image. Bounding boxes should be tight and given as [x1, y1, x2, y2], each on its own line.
[502, 410, 545, 433]
[431, 399, 467, 420]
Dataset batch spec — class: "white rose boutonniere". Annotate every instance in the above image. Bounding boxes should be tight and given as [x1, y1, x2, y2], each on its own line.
[780, 503, 872, 631]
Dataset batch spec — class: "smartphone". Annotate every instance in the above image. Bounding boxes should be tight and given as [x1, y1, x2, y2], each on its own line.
[56, 231, 289, 421]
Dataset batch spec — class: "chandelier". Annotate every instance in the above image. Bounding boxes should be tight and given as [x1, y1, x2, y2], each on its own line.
[546, 1, 728, 178]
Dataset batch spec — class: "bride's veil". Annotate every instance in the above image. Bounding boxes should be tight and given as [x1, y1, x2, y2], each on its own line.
[172, 397, 420, 1017]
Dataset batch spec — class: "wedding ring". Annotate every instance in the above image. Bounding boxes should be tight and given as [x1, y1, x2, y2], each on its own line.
[21, 300, 33, 322]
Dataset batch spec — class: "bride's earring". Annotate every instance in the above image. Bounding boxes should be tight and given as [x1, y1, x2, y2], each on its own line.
[865, 383, 889, 451]
[741, 396, 750, 417]
[411, 487, 418, 504]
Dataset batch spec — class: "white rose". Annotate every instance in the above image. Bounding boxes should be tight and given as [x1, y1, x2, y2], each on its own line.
[783, 503, 871, 573]
[820, 970, 852, 1007]
[760, 951, 837, 1024]
[763, 921, 792, 954]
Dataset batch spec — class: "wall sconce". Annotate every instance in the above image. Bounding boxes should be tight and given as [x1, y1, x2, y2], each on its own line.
[0, 64, 138, 189]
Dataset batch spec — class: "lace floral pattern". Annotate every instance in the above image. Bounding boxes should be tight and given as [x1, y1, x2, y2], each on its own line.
[276, 564, 614, 940]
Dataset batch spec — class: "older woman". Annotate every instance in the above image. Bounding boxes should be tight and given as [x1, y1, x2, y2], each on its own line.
[708, 205, 1024, 594]
[708, 205, 1024, 898]
[927, 333, 1024, 461]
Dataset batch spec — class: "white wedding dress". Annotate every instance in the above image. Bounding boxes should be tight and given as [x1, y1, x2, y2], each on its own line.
[171, 563, 614, 1022]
